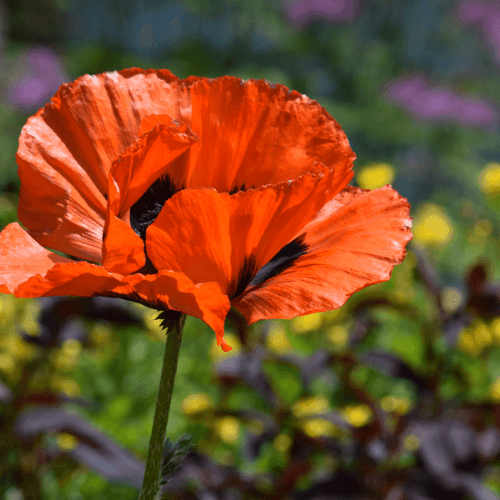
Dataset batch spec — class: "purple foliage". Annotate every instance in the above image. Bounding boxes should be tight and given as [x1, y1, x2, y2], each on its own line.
[282, 0, 360, 28]
[384, 74, 499, 130]
[7, 46, 69, 112]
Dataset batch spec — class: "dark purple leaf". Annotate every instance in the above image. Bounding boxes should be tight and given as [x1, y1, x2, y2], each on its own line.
[14, 406, 144, 488]
[476, 426, 500, 460]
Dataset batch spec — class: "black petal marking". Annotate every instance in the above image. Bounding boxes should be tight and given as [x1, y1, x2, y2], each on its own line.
[228, 255, 258, 299]
[130, 174, 183, 241]
[249, 235, 308, 288]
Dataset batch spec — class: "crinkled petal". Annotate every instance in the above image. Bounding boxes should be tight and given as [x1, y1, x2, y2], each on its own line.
[184, 77, 355, 192]
[0, 223, 73, 293]
[232, 186, 412, 323]
[146, 164, 351, 297]
[109, 271, 232, 350]
[15, 69, 186, 263]
[108, 121, 198, 217]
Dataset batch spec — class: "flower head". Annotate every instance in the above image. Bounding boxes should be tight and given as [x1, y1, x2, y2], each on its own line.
[1, 69, 412, 351]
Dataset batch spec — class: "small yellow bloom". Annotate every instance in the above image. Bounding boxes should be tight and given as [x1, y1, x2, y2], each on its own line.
[458, 331, 481, 356]
[403, 434, 420, 451]
[292, 395, 329, 418]
[56, 432, 79, 451]
[19, 302, 41, 337]
[327, 325, 348, 349]
[0, 353, 16, 375]
[478, 163, 500, 195]
[412, 203, 454, 247]
[50, 376, 81, 397]
[341, 404, 372, 427]
[440, 287, 463, 315]
[181, 393, 213, 415]
[291, 312, 323, 333]
[51, 339, 82, 372]
[302, 418, 338, 438]
[356, 163, 395, 190]
[266, 323, 293, 353]
[215, 416, 240, 444]
[273, 434, 292, 452]
[473, 321, 492, 347]
[3, 333, 37, 361]
[380, 396, 411, 415]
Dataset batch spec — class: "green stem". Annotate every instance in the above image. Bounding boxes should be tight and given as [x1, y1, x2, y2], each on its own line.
[138, 313, 186, 500]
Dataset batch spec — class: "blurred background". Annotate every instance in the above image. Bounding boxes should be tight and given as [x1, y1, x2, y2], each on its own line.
[2, 0, 500, 498]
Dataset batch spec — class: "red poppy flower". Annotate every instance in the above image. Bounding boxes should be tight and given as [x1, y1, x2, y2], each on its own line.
[0, 68, 412, 351]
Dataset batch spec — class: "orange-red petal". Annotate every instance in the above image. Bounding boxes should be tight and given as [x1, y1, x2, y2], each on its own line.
[108, 271, 232, 349]
[102, 212, 146, 275]
[232, 186, 412, 323]
[146, 164, 352, 296]
[108, 121, 198, 218]
[14, 261, 124, 298]
[183, 77, 356, 192]
[0, 223, 73, 294]
[15, 69, 186, 263]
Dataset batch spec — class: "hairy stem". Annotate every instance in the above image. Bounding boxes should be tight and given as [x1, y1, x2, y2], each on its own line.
[138, 313, 186, 500]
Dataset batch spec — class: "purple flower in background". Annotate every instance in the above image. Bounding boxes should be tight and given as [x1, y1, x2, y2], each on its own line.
[283, 0, 360, 28]
[384, 74, 498, 131]
[7, 46, 69, 112]
[456, 0, 500, 66]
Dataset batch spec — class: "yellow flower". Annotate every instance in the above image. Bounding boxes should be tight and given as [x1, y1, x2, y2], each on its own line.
[356, 163, 395, 190]
[266, 323, 293, 353]
[440, 287, 463, 314]
[403, 434, 420, 451]
[341, 404, 372, 427]
[292, 396, 329, 418]
[327, 325, 348, 349]
[3, 333, 37, 361]
[473, 321, 492, 347]
[181, 393, 214, 416]
[273, 434, 292, 452]
[0, 353, 16, 376]
[19, 301, 41, 337]
[491, 377, 500, 402]
[56, 432, 79, 451]
[291, 312, 323, 333]
[215, 416, 240, 444]
[51, 339, 82, 372]
[380, 396, 411, 415]
[412, 203, 454, 247]
[50, 376, 81, 397]
[478, 163, 500, 195]
[302, 418, 338, 438]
